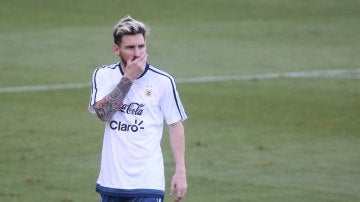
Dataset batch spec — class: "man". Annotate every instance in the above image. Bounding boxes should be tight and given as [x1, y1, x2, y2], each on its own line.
[88, 16, 188, 202]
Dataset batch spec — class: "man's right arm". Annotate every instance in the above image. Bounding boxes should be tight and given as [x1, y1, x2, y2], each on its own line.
[94, 76, 133, 121]
[93, 53, 148, 121]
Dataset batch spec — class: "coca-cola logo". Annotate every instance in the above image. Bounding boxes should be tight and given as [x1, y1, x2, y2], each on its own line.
[119, 102, 144, 115]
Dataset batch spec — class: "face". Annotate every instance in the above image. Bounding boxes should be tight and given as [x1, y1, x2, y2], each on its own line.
[112, 33, 146, 66]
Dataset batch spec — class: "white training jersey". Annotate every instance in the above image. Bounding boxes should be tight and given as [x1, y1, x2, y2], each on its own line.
[88, 63, 187, 198]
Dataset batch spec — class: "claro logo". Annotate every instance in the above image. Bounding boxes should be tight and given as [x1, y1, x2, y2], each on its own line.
[110, 120, 144, 132]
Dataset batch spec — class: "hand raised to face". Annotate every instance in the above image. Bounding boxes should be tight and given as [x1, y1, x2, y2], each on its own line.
[123, 52, 147, 81]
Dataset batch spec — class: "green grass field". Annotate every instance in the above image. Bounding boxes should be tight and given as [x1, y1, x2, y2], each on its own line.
[1, 0, 360, 201]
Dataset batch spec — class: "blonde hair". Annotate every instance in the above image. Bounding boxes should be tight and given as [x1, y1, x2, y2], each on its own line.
[113, 15, 149, 45]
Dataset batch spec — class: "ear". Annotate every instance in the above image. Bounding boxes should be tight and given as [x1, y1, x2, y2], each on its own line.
[112, 43, 120, 55]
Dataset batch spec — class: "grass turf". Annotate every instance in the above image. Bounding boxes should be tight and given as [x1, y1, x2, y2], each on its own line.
[1, 79, 359, 201]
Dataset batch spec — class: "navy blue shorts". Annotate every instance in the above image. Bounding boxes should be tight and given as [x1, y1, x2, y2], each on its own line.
[100, 194, 164, 202]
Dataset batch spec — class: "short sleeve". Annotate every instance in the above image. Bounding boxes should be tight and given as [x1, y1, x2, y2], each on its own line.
[160, 77, 187, 125]
[88, 68, 114, 113]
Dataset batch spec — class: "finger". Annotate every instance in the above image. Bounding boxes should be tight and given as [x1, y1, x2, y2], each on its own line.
[141, 54, 148, 67]
[139, 54, 148, 69]
[132, 52, 146, 61]
[136, 53, 147, 64]
[127, 55, 134, 64]
[173, 189, 183, 202]
[177, 187, 187, 198]
[130, 54, 147, 69]
[170, 182, 175, 196]
[142, 53, 148, 62]
[170, 184, 174, 195]
[180, 188, 187, 198]
[175, 195, 183, 202]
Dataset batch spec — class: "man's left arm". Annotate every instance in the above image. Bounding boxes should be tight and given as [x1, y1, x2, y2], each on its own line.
[168, 121, 187, 202]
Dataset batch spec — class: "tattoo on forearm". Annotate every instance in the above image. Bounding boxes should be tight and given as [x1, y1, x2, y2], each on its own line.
[95, 77, 133, 121]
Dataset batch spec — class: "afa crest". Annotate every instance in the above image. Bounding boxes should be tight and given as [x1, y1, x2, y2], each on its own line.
[145, 89, 152, 97]
[144, 85, 154, 99]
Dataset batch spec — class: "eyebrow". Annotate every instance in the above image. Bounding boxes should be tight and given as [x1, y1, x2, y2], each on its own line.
[125, 44, 145, 48]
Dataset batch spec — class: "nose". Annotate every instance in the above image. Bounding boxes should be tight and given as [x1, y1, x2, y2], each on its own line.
[134, 47, 141, 57]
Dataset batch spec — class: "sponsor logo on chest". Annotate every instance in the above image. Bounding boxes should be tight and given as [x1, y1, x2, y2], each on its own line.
[110, 120, 144, 132]
[119, 102, 144, 115]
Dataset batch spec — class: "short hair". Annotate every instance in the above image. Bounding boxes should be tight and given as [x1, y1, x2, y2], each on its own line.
[113, 15, 149, 45]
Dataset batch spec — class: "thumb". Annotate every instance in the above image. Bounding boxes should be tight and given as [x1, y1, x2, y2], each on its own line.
[170, 181, 176, 195]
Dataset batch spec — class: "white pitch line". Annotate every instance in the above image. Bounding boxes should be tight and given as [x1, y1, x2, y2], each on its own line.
[176, 69, 360, 83]
[0, 83, 90, 93]
[1, 69, 359, 93]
